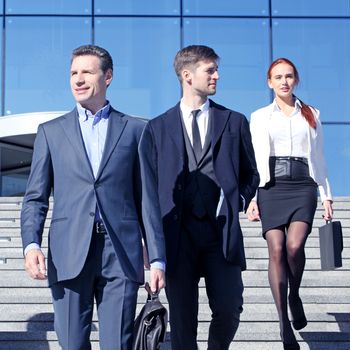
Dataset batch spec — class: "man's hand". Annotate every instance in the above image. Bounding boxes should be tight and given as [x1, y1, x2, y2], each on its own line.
[247, 200, 260, 222]
[25, 249, 47, 280]
[150, 268, 166, 293]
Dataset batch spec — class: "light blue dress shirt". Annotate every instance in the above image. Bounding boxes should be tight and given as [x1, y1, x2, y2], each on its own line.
[77, 102, 110, 179]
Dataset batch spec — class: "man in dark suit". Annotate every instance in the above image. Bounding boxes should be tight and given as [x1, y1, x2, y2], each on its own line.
[139, 45, 259, 349]
[21, 45, 165, 350]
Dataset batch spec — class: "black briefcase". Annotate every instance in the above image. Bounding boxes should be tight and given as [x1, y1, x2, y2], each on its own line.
[319, 220, 343, 270]
[132, 283, 168, 350]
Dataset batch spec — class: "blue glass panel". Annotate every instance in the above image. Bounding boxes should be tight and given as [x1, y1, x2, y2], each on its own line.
[0, 16, 2, 114]
[272, 19, 350, 122]
[272, 0, 350, 16]
[322, 124, 350, 196]
[183, 0, 269, 16]
[95, 0, 179, 15]
[6, 0, 90, 14]
[95, 17, 180, 118]
[184, 18, 271, 118]
[5, 17, 91, 114]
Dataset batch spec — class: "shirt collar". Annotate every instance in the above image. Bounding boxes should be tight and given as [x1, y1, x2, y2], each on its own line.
[180, 99, 210, 119]
[272, 98, 302, 114]
[77, 102, 111, 122]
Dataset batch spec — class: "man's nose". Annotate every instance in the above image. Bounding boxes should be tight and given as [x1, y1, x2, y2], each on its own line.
[213, 71, 219, 80]
[75, 73, 84, 84]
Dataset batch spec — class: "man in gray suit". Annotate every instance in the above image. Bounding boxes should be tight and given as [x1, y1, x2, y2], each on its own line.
[21, 45, 165, 350]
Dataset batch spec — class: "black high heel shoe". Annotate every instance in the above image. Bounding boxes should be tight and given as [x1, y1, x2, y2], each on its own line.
[283, 342, 300, 350]
[289, 295, 307, 330]
[280, 323, 300, 350]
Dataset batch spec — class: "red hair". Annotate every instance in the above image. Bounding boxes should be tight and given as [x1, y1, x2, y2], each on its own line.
[268, 58, 316, 129]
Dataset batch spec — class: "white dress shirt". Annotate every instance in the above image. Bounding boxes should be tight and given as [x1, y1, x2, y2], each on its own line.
[180, 99, 210, 147]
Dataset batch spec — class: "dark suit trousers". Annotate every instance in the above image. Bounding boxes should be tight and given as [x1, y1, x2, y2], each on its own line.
[165, 215, 244, 350]
[50, 231, 139, 350]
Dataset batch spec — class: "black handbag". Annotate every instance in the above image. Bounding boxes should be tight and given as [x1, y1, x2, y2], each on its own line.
[319, 220, 343, 270]
[132, 283, 168, 350]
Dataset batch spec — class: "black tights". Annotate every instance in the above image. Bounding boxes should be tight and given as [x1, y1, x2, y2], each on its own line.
[265, 221, 309, 341]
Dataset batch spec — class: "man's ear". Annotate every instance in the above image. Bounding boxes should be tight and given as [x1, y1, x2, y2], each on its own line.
[182, 69, 192, 85]
[105, 69, 113, 87]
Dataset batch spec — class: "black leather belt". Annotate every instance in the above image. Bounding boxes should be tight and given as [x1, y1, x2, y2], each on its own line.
[269, 156, 309, 179]
[272, 156, 308, 164]
[93, 222, 107, 234]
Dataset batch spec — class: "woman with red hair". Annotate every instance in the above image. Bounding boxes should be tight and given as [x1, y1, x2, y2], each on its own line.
[247, 58, 333, 350]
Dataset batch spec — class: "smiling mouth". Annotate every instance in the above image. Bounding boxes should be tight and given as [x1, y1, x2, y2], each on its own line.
[75, 88, 88, 93]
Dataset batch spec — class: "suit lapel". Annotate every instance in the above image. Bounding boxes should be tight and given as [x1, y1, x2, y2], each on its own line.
[180, 115, 197, 167]
[196, 114, 212, 165]
[166, 104, 185, 157]
[210, 100, 230, 149]
[59, 109, 94, 178]
[95, 109, 127, 180]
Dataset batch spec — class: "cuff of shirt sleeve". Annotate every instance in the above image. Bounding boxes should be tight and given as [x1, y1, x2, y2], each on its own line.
[150, 260, 166, 272]
[240, 194, 246, 211]
[24, 243, 41, 256]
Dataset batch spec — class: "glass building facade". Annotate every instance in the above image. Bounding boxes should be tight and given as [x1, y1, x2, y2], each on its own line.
[0, 0, 349, 195]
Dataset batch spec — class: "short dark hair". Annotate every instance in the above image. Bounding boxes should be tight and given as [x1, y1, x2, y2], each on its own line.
[71, 45, 113, 73]
[173, 45, 219, 82]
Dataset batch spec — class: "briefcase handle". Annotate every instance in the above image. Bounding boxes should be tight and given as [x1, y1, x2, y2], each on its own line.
[325, 220, 344, 252]
[144, 282, 160, 301]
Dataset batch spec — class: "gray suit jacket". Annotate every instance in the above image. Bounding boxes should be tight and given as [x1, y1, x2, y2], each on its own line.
[21, 107, 166, 285]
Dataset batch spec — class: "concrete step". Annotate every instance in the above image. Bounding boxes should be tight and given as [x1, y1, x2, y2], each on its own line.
[1, 341, 350, 350]
[3, 208, 350, 220]
[2, 256, 350, 271]
[0, 269, 349, 288]
[4, 235, 350, 249]
[1, 326, 350, 342]
[1, 245, 350, 261]
[1, 303, 349, 323]
[1, 216, 350, 229]
[1, 286, 350, 304]
[0, 196, 348, 206]
[1, 226, 349, 239]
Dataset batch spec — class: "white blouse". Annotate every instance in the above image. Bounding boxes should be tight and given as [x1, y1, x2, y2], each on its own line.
[269, 100, 309, 158]
[250, 99, 333, 202]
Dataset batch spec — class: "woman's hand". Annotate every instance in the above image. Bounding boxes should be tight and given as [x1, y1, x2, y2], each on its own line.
[322, 200, 333, 221]
[247, 200, 260, 222]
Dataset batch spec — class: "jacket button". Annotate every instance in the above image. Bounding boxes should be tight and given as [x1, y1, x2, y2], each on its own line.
[173, 214, 178, 221]
[177, 184, 182, 190]
[89, 212, 95, 217]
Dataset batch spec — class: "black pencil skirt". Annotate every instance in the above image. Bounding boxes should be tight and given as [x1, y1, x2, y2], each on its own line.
[258, 178, 318, 239]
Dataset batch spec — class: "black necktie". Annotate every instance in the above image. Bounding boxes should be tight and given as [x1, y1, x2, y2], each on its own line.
[191, 109, 202, 162]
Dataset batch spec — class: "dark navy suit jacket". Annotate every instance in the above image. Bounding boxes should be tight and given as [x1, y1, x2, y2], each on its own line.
[139, 100, 259, 275]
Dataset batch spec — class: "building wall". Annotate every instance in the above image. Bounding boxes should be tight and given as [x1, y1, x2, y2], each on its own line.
[0, 0, 349, 195]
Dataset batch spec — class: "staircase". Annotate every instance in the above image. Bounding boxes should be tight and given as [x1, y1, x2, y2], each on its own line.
[0, 197, 349, 349]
